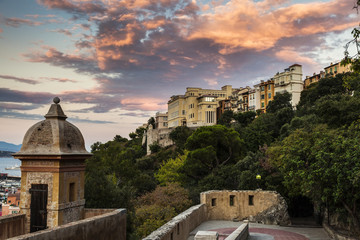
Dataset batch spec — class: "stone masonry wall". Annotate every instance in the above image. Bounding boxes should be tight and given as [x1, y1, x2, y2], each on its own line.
[201, 190, 290, 225]
[7, 209, 126, 240]
[146, 128, 173, 154]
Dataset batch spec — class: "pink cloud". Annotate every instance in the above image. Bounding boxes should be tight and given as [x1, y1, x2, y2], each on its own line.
[120, 98, 167, 111]
[275, 47, 317, 65]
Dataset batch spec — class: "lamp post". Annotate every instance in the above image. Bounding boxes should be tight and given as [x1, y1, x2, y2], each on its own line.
[256, 174, 261, 189]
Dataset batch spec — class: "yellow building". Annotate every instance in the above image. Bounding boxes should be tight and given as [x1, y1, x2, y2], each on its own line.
[324, 61, 351, 76]
[304, 61, 351, 88]
[168, 85, 233, 128]
[304, 71, 325, 88]
[254, 80, 274, 112]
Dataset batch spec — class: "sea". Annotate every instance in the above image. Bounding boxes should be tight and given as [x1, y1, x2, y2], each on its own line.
[0, 157, 21, 177]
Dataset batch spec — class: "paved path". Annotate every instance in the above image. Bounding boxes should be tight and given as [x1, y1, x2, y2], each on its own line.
[188, 221, 333, 240]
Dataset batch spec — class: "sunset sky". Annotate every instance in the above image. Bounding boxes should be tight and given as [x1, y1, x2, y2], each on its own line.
[0, 0, 358, 149]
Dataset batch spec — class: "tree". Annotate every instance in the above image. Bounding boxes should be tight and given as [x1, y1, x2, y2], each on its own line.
[155, 152, 188, 186]
[267, 124, 360, 234]
[169, 126, 193, 152]
[132, 183, 192, 238]
[233, 111, 256, 128]
[217, 110, 234, 127]
[266, 92, 292, 113]
[147, 117, 155, 129]
[183, 125, 245, 180]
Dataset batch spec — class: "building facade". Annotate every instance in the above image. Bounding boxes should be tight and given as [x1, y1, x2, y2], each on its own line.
[155, 112, 168, 129]
[168, 86, 233, 128]
[324, 61, 351, 76]
[254, 79, 274, 113]
[273, 64, 303, 107]
[304, 71, 325, 88]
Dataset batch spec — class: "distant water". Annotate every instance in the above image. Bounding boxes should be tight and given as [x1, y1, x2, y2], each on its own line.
[0, 157, 21, 176]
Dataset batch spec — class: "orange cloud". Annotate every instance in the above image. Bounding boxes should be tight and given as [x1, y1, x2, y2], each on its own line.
[188, 0, 356, 53]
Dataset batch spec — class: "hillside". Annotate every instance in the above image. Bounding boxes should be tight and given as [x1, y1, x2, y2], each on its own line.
[0, 141, 21, 153]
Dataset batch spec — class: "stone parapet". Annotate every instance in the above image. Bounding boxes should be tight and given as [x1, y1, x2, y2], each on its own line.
[7, 209, 126, 240]
[0, 213, 26, 240]
[144, 204, 207, 240]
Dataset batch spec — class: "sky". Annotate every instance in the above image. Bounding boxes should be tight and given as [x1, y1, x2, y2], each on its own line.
[0, 0, 358, 149]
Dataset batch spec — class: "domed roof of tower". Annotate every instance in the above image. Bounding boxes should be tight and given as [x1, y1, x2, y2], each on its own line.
[14, 97, 91, 156]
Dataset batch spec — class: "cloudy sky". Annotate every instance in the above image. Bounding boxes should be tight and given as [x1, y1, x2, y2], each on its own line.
[0, 0, 358, 148]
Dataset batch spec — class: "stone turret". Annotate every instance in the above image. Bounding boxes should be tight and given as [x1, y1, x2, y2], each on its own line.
[13, 97, 92, 233]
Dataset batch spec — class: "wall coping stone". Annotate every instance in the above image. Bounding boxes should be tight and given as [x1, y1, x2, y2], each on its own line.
[7, 209, 126, 240]
[224, 223, 249, 240]
[0, 213, 26, 223]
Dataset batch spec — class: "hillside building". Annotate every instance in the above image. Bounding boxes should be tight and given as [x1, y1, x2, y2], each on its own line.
[273, 64, 303, 108]
[304, 71, 325, 88]
[254, 79, 274, 113]
[304, 61, 351, 88]
[155, 112, 168, 129]
[168, 85, 233, 128]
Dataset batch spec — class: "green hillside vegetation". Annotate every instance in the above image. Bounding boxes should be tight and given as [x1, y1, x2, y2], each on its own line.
[84, 65, 360, 238]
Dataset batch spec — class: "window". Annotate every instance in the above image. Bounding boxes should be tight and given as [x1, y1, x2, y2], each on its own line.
[261, 102, 264, 108]
[230, 195, 235, 206]
[211, 198, 216, 206]
[268, 85, 271, 90]
[261, 86, 265, 91]
[206, 111, 215, 123]
[268, 93, 271, 99]
[69, 182, 75, 202]
[249, 195, 254, 206]
[261, 94, 265, 100]
[182, 110, 185, 115]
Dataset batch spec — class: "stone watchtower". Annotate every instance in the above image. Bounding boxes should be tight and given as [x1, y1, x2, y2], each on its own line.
[13, 97, 92, 233]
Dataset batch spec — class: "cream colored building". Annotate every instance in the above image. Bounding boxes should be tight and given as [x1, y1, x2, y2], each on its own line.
[168, 85, 233, 128]
[155, 112, 168, 129]
[273, 64, 303, 108]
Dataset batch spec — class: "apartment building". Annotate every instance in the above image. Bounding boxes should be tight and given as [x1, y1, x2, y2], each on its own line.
[304, 61, 351, 88]
[273, 64, 303, 107]
[248, 88, 260, 111]
[234, 87, 252, 112]
[168, 85, 233, 128]
[304, 71, 325, 88]
[324, 61, 351, 76]
[254, 79, 274, 112]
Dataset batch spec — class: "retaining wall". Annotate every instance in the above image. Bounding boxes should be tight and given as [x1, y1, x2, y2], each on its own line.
[143, 204, 207, 240]
[0, 213, 26, 240]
